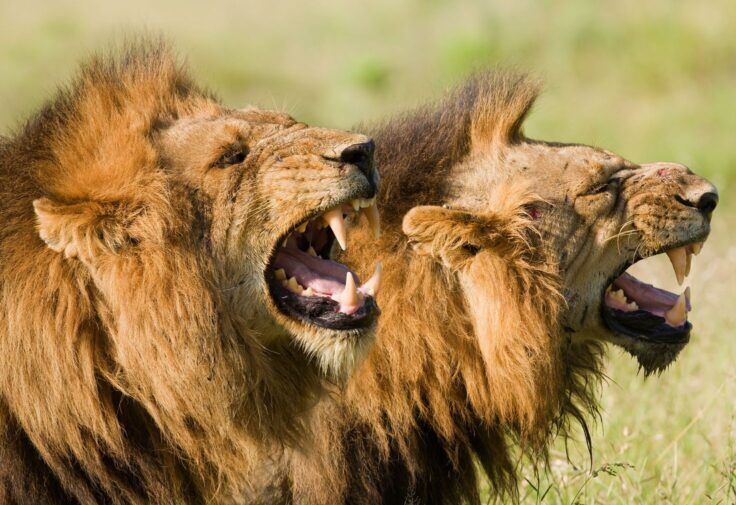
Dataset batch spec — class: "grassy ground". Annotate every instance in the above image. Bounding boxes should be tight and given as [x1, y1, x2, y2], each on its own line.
[1, 1, 734, 502]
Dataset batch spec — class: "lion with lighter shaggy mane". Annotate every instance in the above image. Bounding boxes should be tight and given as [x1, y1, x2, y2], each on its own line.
[0, 42, 380, 504]
[257, 72, 718, 503]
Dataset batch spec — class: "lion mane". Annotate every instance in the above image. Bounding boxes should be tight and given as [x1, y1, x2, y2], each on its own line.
[277, 74, 605, 504]
[0, 42, 332, 504]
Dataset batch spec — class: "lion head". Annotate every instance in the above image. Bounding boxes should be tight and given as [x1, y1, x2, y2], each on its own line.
[0, 42, 380, 502]
[405, 73, 717, 374]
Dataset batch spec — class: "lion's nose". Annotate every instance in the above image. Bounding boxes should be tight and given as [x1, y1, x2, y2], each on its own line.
[695, 191, 718, 214]
[338, 139, 375, 177]
[678, 184, 719, 218]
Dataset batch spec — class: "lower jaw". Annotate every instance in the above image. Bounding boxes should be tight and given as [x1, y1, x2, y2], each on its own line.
[601, 307, 691, 345]
[269, 283, 379, 331]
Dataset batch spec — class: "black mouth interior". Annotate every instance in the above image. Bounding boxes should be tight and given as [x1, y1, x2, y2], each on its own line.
[600, 244, 700, 344]
[266, 203, 379, 331]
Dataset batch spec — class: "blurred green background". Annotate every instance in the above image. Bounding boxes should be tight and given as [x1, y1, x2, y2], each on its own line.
[1, 0, 734, 502]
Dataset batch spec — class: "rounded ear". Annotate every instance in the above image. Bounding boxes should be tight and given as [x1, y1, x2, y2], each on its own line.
[402, 206, 484, 267]
[33, 198, 140, 261]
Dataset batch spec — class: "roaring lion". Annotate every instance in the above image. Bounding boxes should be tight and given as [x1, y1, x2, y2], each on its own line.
[0, 42, 382, 503]
[259, 73, 718, 504]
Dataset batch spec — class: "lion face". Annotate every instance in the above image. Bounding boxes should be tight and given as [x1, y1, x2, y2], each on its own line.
[447, 141, 717, 372]
[153, 107, 382, 375]
[35, 105, 382, 379]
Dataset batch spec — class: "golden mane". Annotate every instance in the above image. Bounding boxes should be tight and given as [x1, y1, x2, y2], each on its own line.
[281, 73, 605, 504]
[0, 41, 329, 504]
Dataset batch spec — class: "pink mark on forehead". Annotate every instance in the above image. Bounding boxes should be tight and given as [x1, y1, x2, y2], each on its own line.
[657, 168, 677, 178]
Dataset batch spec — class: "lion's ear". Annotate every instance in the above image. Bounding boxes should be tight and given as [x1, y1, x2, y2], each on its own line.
[33, 197, 139, 260]
[402, 206, 486, 267]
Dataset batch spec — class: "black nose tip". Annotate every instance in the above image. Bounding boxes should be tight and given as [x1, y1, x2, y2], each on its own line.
[339, 139, 375, 175]
[697, 191, 718, 214]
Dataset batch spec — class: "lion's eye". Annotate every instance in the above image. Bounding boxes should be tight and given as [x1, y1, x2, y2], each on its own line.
[213, 147, 248, 168]
[586, 179, 620, 196]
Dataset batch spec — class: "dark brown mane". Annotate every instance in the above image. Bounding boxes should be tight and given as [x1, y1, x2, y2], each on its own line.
[367, 72, 540, 227]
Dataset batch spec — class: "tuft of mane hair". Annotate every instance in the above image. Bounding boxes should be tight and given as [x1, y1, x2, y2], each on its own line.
[277, 72, 605, 505]
[0, 40, 322, 504]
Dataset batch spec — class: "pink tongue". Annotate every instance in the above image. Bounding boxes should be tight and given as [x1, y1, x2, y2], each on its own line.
[613, 272, 691, 315]
[273, 248, 359, 296]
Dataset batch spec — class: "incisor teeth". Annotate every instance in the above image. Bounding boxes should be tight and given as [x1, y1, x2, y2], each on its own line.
[360, 262, 382, 297]
[307, 246, 317, 257]
[303, 287, 314, 296]
[627, 301, 639, 311]
[664, 291, 688, 327]
[364, 203, 381, 240]
[690, 242, 704, 255]
[274, 268, 286, 281]
[666, 247, 688, 286]
[360, 197, 375, 209]
[287, 276, 303, 294]
[323, 207, 348, 250]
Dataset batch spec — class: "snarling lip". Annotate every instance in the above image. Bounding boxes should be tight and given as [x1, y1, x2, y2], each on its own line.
[266, 197, 381, 330]
[601, 240, 706, 343]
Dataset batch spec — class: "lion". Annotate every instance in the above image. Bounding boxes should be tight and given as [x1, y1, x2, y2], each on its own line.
[256, 72, 718, 504]
[0, 41, 382, 504]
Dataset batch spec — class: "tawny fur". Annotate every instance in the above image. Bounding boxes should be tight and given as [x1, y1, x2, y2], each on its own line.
[0, 41, 375, 504]
[250, 73, 604, 505]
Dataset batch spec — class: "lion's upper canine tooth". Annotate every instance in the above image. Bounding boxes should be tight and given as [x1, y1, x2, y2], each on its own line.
[297, 222, 308, 233]
[364, 203, 381, 240]
[666, 247, 688, 286]
[323, 207, 348, 250]
[664, 290, 688, 327]
[351, 199, 361, 212]
[359, 262, 382, 297]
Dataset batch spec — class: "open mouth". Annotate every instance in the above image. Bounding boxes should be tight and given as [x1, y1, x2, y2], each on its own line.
[601, 241, 705, 343]
[266, 198, 381, 330]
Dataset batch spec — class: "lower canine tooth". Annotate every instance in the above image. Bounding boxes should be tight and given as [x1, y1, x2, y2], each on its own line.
[666, 247, 688, 286]
[307, 246, 317, 256]
[339, 272, 359, 306]
[664, 291, 688, 327]
[359, 262, 382, 297]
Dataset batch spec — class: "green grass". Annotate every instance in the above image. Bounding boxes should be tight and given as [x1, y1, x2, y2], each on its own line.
[1, 1, 734, 502]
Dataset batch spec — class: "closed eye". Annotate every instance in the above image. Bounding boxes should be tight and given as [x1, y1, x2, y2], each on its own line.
[213, 144, 248, 168]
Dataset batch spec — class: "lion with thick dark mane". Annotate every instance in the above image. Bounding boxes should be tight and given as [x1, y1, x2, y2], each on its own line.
[258, 72, 718, 503]
[0, 41, 381, 504]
